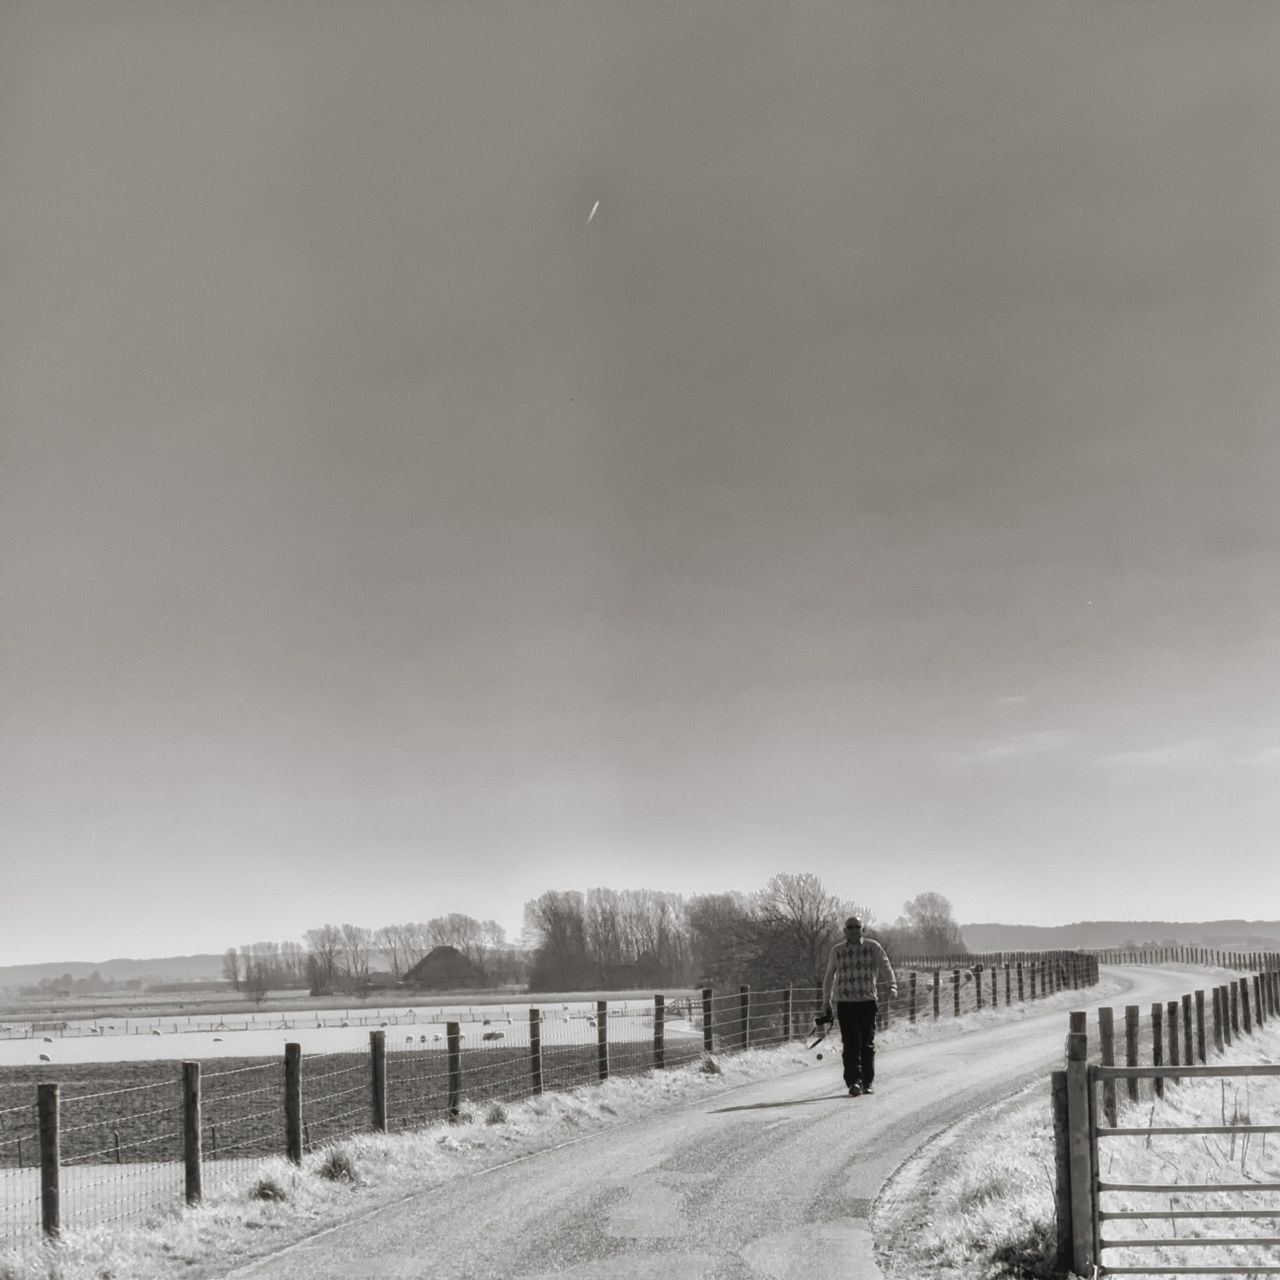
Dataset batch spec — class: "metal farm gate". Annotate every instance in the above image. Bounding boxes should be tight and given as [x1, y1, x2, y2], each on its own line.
[1086, 1063, 1280, 1276]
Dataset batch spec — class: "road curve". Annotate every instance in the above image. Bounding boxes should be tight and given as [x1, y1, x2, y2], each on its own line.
[221, 965, 1212, 1280]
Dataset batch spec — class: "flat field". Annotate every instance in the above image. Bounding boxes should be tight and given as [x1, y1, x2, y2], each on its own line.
[0, 1029, 711, 1170]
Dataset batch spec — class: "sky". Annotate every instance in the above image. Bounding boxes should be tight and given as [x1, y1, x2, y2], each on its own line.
[3, 1, 1279, 967]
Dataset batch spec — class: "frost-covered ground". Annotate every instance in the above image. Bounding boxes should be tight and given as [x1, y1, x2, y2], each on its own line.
[0, 1045, 812, 1280]
[875, 1017, 1280, 1279]
[0, 1000, 687, 1066]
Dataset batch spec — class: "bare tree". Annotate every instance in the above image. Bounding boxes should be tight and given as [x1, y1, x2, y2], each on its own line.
[753, 873, 865, 988]
[403, 922, 432, 971]
[687, 891, 757, 986]
[304, 924, 344, 996]
[222, 947, 241, 991]
[375, 924, 414, 979]
[340, 923, 373, 995]
[279, 939, 307, 985]
[587, 888, 626, 982]
[242, 963, 270, 1006]
[238, 942, 277, 1005]
[524, 891, 590, 992]
[426, 914, 486, 969]
[897, 892, 967, 957]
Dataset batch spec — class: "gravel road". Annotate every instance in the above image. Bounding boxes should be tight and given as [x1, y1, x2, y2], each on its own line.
[221, 964, 1212, 1280]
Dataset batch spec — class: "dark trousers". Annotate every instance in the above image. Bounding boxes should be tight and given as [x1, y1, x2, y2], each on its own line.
[836, 1000, 878, 1088]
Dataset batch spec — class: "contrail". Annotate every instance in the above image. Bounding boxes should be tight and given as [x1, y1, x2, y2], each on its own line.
[588, 200, 600, 223]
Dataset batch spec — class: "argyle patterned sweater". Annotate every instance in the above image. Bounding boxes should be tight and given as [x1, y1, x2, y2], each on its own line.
[825, 938, 897, 1004]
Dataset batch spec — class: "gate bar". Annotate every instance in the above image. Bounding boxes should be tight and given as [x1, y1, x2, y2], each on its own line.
[1096, 1064, 1280, 1079]
[1100, 1182, 1280, 1192]
[1100, 1123, 1280, 1137]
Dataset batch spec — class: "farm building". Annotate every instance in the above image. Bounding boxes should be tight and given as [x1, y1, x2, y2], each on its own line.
[402, 946, 485, 990]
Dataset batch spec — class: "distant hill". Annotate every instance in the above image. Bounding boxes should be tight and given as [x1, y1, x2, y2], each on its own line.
[961, 920, 1280, 952]
[0, 953, 225, 991]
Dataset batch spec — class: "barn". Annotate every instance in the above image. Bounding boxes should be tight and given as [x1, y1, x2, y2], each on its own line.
[402, 946, 486, 990]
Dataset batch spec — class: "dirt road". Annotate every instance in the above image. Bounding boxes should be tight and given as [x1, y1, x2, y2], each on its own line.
[221, 964, 1211, 1280]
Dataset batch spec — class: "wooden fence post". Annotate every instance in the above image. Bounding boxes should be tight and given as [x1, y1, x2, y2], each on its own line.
[446, 1022, 462, 1121]
[932, 969, 940, 1019]
[1030, 962, 1038, 1000]
[783, 986, 793, 1041]
[1181, 995, 1193, 1075]
[908, 972, 917, 1024]
[976, 967, 984, 1011]
[1017, 961, 1024, 1003]
[284, 1042, 302, 1163]
[1005, 965, 1011, 1006]
[1097, 1008, 1116, 1127]
[1065, 1030, 1096, 1276]
[597, 999, 609, 1081]
[1254, 975, 1265, 1028]
[952, 970, 960, 1017]
[1051, 1071, 1073, 1272]
[1225, 985, 1236, 1045]
[1211, 988, 1224, 1055]
[529, 1008, 542, 1096]
[702, 989, 714, 1055]
[1150, 1005, 1163, 1098]
[739, 986, 750, 1050]
[1195, 990, 1207, 1062]
[1166, 1000, 1180, 1087]
[370, 1030, 387, 1133]
[1240, 978, 1252, 1036]
[183, 1060, 202, 1205]
[37, 1082, 59, 1239]
[1124, 1006, 1140, 1103]
[991, 967, 998, 1009]
[1229, 982, 1239, 1041]
[654, 994, 665, 1070]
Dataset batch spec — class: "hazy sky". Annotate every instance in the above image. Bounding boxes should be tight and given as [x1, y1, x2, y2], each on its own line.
[4, 2, 1278, 967]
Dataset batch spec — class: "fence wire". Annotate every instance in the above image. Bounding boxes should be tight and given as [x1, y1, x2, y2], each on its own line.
[0, 1100, 40, 1249]
[203, 1060, 283, 1171]
[59, 1077, 183, 1231]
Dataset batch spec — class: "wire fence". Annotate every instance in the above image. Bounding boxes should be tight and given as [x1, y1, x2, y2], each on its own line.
[0, 957, 1112, 1250]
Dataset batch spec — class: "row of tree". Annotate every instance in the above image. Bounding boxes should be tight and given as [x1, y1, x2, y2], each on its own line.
[522, 877, 968, 992]
[223, 915, 522, 999]
[220, 879, 968, 1000]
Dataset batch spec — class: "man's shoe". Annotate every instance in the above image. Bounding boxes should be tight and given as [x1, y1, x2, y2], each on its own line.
[862, 1083, 874, 1095]
[847, 1083, 862, 1096]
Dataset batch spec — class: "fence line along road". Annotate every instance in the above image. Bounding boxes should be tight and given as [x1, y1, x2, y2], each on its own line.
[1, 941, 1137, 1252]
[0, 951, 1117, 1247]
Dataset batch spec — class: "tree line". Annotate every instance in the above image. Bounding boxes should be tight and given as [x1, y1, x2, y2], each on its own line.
[523, 877, 967, 992]
[222, 915, 522, 1000]
[221, 878, 968, 1001]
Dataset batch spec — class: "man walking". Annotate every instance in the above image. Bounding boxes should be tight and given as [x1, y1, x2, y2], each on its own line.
[821, 915, 897, 1096]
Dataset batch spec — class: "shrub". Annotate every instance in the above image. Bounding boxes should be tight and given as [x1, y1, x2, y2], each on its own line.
[317, 1148, 360, 1184]
[250, 1177, 287, 1202]
[484, 1101, 507, 1126]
